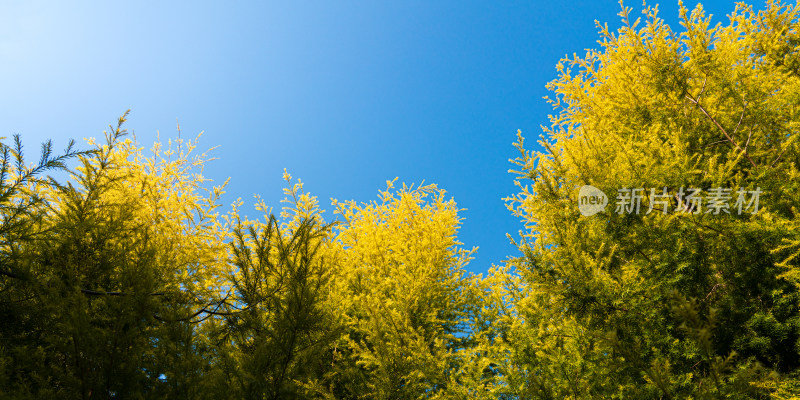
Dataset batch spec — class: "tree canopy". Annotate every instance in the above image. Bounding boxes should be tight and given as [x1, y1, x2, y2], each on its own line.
[2, 1, 800, 399]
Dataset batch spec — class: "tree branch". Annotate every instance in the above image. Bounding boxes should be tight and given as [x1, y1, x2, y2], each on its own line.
[0, 268, 22, 280]
[685, 92, 757, 168]
[79, 289, 166, 296]
[771, 145, 789, 168]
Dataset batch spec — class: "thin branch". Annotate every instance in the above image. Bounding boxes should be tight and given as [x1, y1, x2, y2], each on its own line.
[772, 145, 789, 168]
[637, 248, 653, 265]
[702, 139, 729, 149]
[0, 268, 22, 280]
[685, 92, 757, 168]
[696, 76, 707, 101]
[80, 289, 166, 296]
[732, 101, 746, 137]
[744, 127, 754, 153]
[154, 290, 236, 323]
[702, 283, 724, 303]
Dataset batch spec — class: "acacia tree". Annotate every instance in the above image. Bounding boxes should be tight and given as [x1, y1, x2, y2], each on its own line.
[499, 1, 800, 398]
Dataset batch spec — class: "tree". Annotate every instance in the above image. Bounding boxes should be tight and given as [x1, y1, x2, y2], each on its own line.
[0, 113, 233, 399]
[0, 117, 484, 399]
[303, 180, 479, 399]
[0, 130, 92, 399]
[502, 1, 800, 398]
[214, 175, 340, 400]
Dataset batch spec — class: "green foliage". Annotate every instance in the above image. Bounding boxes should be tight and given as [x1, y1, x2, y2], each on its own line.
[319, 181, 479, 399]
[501, 1, 800, 398]
[221, 212, 339, 400]
[0, 114, 231, 399]
[3, 1, 800, 399]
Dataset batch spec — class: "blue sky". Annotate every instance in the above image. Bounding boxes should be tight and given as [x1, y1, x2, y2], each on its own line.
[0, 0, 740, 274]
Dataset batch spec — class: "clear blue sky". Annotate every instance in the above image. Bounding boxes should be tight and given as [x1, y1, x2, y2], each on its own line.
[0, 0, 740, 274]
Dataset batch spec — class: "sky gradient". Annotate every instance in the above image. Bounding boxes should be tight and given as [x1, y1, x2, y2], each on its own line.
[1, 0, 741, 274]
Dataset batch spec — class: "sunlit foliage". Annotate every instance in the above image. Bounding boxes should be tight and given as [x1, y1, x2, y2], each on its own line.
[502, 1, 800, 398]
[2, 1, 800, 399]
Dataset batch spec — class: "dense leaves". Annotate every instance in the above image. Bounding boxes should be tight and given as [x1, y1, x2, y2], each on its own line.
[501, 1, 800, 398]
[2, 1, 800, 399]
